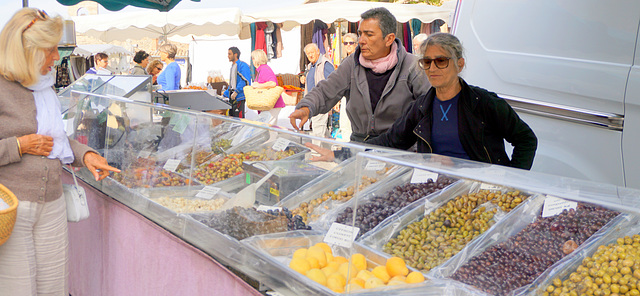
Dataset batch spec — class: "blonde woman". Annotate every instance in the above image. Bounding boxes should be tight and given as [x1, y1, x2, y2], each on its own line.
[157, 43, 180, 90]
[250, 49, 285, 126]
[0, 8, 120, 294]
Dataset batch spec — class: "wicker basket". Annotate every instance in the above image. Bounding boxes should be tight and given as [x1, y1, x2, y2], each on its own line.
[0, 183, 18, 246]
[244, 86, 284, 111]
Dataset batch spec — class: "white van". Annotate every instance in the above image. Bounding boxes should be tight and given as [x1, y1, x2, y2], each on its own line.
[452, 0, 640, 189]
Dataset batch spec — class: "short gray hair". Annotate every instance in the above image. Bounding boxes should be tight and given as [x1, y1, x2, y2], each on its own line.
[159, 43, 178, 59]
[360, 7, 397, 38]
[422, 33, 464, 71]
[304, 43, 319, 54]
[343, 33, 358, 42]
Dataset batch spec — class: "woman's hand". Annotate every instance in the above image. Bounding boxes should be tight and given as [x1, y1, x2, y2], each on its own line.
[83, 152, 121, 181]
[18, 134, 53, 156]
[304, 142, 335, 162]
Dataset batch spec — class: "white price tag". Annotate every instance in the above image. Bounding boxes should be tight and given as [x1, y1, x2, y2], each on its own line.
[195, 186, 221, 200]
[365, 160, 386, 171]
[272, 138, 290, 151]
[542, 195, 578, 218]
[323, 222, 360, 248]
[162, 159, 181, 172]
[274, 167, 288, 177]
[480, 183, 502, 191]
[256, 205, 282, 212]
[411, 169, 439, 183]
[138, 150, 152, 159]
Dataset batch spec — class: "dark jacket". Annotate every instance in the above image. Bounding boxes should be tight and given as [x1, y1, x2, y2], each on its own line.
[367, 78, 537, 170]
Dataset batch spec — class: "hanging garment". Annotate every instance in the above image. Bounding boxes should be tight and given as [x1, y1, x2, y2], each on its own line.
[265, 21, 275, 59]
[275, 23, 283, 58]
[312, 20, 328, 54]
[255, 22, 268, 52]
[411, 19, 422, 38]
[432, 19, 445, 33]
[403, 23, 412, 52]
[301, 21, 315, 72]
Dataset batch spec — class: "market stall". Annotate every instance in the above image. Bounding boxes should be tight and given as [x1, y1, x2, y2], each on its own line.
[60, 86, 640, 295]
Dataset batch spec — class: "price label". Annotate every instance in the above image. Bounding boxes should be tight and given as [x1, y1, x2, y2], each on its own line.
[138, 150, 152, 159]
[411, 169, 439, 183]
[365, 160, 386, 171]
[542, 195, 578, 218]
[274, 167, 288, 177]
[269, 187, 280, 197]
[324, 222, 360, 248]
[480, 183, 502, 191]
[256, 205, 282, 212]
[195, 186, 221, 200]
[163, 159, 181, 172]
[172, 114, 189, 134]
[272, 138, 290, 151]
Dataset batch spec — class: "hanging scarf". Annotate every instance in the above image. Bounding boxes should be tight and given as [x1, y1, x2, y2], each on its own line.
[27, 73, 74, 164]
[358, 42, 398, 74]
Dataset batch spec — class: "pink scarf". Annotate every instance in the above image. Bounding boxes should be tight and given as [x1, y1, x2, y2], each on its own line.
[359, 42, 398, 73]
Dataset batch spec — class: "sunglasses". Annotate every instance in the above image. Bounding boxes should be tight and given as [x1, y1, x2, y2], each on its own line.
[418, 57, 451, 70]
[343, 41, 356, 45]
[23, 10, 48, 34]
[156, 67, 163, 71]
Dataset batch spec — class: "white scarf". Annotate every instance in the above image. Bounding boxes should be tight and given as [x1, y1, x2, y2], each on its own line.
[27, 73, 74, 164]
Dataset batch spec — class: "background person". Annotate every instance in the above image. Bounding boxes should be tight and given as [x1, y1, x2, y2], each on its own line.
[157, 43, 180, 91]
[146, 59, 163, 85]
[300, 43, 335, 142]
[85, 52, 110, 74]
[250, 49, 285, 126]
[412, 33, 428, 57]
[335, 32, 359, 141]
[289, 7, 430, 142]
[222, 46, 251, 118]
[0, 8, 120, 295]
[368, 33, 538, 169]
[130, 50, 149, 75]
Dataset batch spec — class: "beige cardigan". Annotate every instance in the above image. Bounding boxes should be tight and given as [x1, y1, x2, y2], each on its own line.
[0, 76, 94, 203]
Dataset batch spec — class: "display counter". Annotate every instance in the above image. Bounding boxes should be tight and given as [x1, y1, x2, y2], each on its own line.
[62, 90, 640, 296]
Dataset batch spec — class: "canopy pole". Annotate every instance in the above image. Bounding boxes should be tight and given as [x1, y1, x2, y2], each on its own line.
[23, 0, 28, 7]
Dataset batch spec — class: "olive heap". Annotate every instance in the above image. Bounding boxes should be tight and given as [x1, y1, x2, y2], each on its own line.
[112, 158, 195, 188]
[192, 206, 310, 240]
[335, 177, 456, 237]
[193, 149, 295, 185]
[544, 235, 640, 296]
[211, 138, 232, 154]
[451, 204, 619, 296]
[383, 190, 528, 272]
[291, 175, 381, 223]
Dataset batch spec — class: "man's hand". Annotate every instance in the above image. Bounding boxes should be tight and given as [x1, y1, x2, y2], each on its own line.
[304, 142, 335, 162]
[230, 91, 238, 101]
[83, 152, 121, 181]
[289, 107, 310, 131]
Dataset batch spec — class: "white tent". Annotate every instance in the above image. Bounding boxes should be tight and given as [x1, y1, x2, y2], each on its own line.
[73, 8, 244, 43]
[239, 0, 453, 38]
[70, 44, 133, 75]
[73, 44, 133, 57]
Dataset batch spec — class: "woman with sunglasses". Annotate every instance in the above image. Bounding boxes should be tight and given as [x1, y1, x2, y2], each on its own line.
[0, 8, 120, 294]
[367, 33, 538, 169]
[147, 59, 163, 85]
[342, 33, 358, 57]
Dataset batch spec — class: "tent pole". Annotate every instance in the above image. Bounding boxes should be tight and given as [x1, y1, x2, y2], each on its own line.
[23, 0, 29, 7]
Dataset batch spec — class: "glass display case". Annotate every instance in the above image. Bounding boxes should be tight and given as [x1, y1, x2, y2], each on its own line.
[61, 91, 640, 296]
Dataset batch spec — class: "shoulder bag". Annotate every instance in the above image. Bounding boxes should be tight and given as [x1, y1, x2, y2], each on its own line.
[63, 166, 89, 222]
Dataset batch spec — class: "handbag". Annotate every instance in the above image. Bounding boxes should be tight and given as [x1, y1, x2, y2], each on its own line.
[244, 85, 284, 111]
[63, 166, 89, 222]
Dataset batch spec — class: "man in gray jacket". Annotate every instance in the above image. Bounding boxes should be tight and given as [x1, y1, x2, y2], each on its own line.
[289, 7, 430, 142]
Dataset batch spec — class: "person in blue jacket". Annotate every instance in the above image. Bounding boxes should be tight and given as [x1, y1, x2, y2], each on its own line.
[223, 47, 251, 118]
[157, 43, 181, 91]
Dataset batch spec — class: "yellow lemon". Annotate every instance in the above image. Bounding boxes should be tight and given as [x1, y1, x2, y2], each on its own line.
[390, 275, 407, 282]
[349, 253, 367, 271]
[326, 273, 347, 293]
[289, 258, 311, 274]
[306, 257, 320, 269]
[387, 279, 407, 286]
[349, 277, 366, 288]
[292, 248, 308, 260]
[325, 251, 334, 263]
[332, 256, 349, 265]
[305, 268, 327, 286]
[386, 257, 409, 278]
[307, 246, 327, 268]
[405, 271, 425, 284]
[372, 265, 391, 283]
[356, 269, 374, 281]
[364, 277, 385, 289]
[321, 266, 338, 277]
[315, 242, 333, 255]
[326, 261, 341, 271]
[338, 262, 359, 280]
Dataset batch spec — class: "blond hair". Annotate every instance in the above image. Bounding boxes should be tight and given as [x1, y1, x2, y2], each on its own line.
[251, 49, 268, 66]
[0, 8, 63, 87]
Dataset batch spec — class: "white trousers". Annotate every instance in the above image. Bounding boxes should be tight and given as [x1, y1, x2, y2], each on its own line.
[266, 107, 282, 126]
[310, 112, 329, 146]
[338, 97, 352, 142]
[0, 195, 69, 296]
